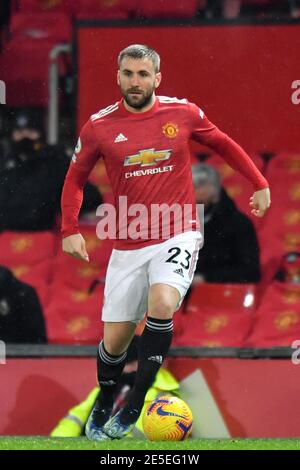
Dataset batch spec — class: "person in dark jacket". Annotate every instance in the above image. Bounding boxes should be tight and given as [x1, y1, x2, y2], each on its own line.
[0, 110, 102, 232]
[193, 163, 260, 283]
[0, 265, 47, 343]
[0, 0, 10, 29]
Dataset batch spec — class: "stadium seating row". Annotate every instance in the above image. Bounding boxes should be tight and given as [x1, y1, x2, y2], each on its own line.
[1, 151, 299, 345]
[1, 0, 291, 106]
[10, 0, 287, 19]
[0, 186, 299, 347]
[207, 152, 300, 284]
[11, 0, 202, 20]
[174, 281, 300, 348]
[1, 0, 203, 106]
[90, 150, 300, 293]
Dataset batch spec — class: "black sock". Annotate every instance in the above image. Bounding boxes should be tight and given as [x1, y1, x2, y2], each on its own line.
[122, 317, 173, 423]
[97, 340, 127, 409]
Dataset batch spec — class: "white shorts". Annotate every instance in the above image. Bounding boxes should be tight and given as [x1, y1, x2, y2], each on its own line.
[102, 231, 202, 323]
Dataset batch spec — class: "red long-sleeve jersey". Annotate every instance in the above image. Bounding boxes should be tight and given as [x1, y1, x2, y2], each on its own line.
[61, 96, 268, 250]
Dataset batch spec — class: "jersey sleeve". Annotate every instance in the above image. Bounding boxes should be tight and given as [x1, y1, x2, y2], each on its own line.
[188, 102, 269, 190]
[61, 119, 101, 238]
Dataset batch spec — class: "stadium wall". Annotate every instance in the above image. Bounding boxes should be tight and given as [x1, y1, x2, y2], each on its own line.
[77, 22, 300, 152]
[1, 357, 300, 438]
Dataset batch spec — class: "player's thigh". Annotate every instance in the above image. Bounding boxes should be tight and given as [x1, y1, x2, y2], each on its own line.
[102, 248, 149, 323]
[148, 233, 201, 314]
[103, 321, 137, 355]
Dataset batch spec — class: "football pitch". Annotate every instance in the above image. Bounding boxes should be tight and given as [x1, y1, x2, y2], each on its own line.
[0, 437, 300, 450]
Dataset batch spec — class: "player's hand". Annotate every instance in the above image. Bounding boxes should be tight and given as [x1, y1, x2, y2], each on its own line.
[249, 187, 271, 217]
[62, 233, 89, 262]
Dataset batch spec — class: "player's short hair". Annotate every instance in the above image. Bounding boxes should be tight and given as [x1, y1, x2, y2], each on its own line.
[118, 44, 160, 73]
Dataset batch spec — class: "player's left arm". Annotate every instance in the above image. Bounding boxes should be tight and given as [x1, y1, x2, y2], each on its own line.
[188, 102, 271, 217]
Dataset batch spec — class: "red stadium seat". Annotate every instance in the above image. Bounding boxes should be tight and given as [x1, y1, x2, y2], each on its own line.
[0, 231, 57, 267]
[136, 0, 198, 19]
[16, 0, 68, 13]
[0, 11, 71, 106]
[10, 12, 72, 42]
[52, 256, 107, 290]
[247, 281, 300, 347]
[75, 0, 132, 20]
[256, 153, 300, 281]
[0, 39, 57, 106]
[174, 283, 256, 347]
[0, 231, 57, 309]
[80, 225, 113, 265]
[45, 283, 104, 344]
[258, 209, 300, 266]
[10, 260, 52, 309]
[52, 228, 112, 290]
[265, 152, 300, 209]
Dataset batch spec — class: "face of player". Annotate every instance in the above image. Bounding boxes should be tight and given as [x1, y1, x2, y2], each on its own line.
[117, 57, 161, 112]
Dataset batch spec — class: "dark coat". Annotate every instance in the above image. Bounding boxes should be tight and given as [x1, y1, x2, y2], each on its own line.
[0, 266, 47, 343]
[195, 189, 260, 283]
[0, 145, 102, 232]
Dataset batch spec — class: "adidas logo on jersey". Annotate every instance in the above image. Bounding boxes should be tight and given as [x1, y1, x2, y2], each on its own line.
[174, 268, 184, 278]
[148, 355, 163, 364]
[114, 133, 128, 143]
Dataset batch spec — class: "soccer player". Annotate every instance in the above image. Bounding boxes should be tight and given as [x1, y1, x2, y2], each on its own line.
[61, 44, 271, 440]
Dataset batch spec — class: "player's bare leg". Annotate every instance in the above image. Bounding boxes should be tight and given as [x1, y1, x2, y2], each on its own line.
[85, 321, 136, 441]
[104, 283, 179, 439]
[103, 321, 137, 355]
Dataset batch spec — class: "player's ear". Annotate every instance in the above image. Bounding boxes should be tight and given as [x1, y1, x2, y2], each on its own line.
[155, 72, 162, 89]
[117, 70, 120, 86]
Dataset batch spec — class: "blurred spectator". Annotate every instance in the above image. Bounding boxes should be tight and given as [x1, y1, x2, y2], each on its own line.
[0, 265, 47, 343]
[192, 163, 260, 283]
[223, 0, 241, 17]
[0, 1, 10, 30]
[0, 109, 102, 232]
[207, 0, 240, 17]
[207, 0, 291, 18]
[275, 252, 300, 284]
[291, 0, 300, 17]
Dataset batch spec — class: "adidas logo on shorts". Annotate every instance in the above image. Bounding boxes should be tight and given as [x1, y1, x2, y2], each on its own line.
[173, 267, 184, 277]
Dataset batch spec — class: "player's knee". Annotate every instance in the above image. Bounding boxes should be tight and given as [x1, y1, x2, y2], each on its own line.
[103, 335, 128, 356]
[148, 298, 175, 319]
[103, 339, 126, 356]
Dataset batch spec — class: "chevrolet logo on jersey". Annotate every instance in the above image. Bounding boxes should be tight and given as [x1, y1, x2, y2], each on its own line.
[124, 149, 172, 167]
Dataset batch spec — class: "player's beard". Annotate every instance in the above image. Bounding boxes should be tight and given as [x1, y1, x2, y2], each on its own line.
[122, 86, 155, 110]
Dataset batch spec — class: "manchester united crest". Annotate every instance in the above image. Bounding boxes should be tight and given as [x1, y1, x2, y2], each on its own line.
[162, 123, 179, 139]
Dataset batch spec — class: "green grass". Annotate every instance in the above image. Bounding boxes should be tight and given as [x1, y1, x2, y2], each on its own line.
[0, 437, 300, 450]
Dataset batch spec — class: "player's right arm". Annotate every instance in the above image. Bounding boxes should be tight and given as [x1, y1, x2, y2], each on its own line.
[61, 119, 101, 262]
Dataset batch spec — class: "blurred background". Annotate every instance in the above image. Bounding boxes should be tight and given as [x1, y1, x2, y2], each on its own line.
[1, 0, 300, 439]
